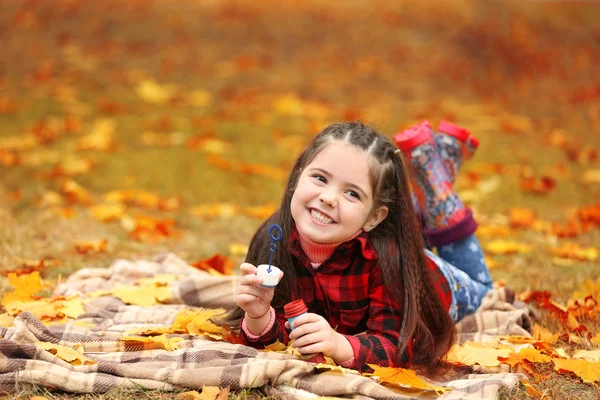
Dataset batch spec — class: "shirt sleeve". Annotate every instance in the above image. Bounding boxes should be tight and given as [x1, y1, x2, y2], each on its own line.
[342, 265, 405, 370]
[239, 307, 291, 347]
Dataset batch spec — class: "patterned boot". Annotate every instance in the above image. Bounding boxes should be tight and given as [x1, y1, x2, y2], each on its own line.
[393, 121, 477, 247]
[435, 121, 479, 184]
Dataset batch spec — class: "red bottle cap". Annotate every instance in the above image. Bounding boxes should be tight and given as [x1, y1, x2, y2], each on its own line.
[284, 300, 308, 318]
[437, 121, 470, 142]
[393, 121, 434, 152]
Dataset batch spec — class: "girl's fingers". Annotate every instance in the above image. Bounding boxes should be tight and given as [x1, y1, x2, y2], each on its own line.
[292, 332, 322, 351]
[238, 273, 262, 286]
[239, 263, 258, 275]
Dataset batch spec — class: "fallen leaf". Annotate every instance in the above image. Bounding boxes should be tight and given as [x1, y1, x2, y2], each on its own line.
[551, 243, 598, 261]
[485, 240, 532, 255]
[1, 272, 43, 305]
[122, 334, 183, 351]
[314, 363, 359, 375]
[509, 207, 537, 229]
[553, 358, 600, 383]
[366, 365, 450, 394]
[0, 313, 15, 327]
[446, 343, 513, 367]
[192, 254, 234, 276]
[572, 349, 600, 363]
[35, 341, 96, 365]
[73, 239, 108, 254]
[199, 385, 221, 400]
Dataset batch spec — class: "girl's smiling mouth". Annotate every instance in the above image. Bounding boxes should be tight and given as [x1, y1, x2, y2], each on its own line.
[309, 208, 335, 224]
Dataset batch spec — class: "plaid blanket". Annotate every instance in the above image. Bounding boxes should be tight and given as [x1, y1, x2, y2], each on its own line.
[0, 253, 534, 399]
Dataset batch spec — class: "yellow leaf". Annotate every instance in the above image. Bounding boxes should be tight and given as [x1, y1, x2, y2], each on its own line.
[111, 284, 171, 306]
[485, 240, 532, 255]
[137, 274, 179, 287]
[35, 341, 96, 365]
[77, 119, 115, 151]
[551, 243, 598, 261]
[136, 80, 177, 104]
[199, 385, 221, 400]
[188, 309, 226, 335]
[91, 203, 126, 222]
[572, 349, 600, 363]
[314, 363, 359, 375]
[122, 334, 183, 351]
[366, 365, 451, 394]
[519, 348, 552, 363]
[553, 358, 600, 383]
[520, 380, 542, 398]
[58, 298, 85, 319]
[532, 324, 559, 343]
[1, 271, 43, 306]
[263, 340, 288, 352]
[593, 333, 600, 346]
[446, 343, 513, 367]
[229, 243, 248, 257]
[186, 90, 213, 107]
[177, 390, 203, 400]
[0, 313, 15, 327]
[581, 169, 600, 184]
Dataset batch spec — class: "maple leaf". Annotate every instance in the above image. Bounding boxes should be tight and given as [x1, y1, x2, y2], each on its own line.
[572, 349, 600, 363]
[314, 363, 359, 375]
[485, 240, 532, 255]
[136, 80, 177, 104]
[263, 340, 287, 352]
[60, 179, 94, 205]
[509, 207, 537, 229]
[122, 334, 183, 351]
[532, 324, 560, 343]
[192, 254, 234, 276]
[0, 313, 15, 328]
[445, 343, 513, 367]
[553, 358, 600, 383]
[73, 239, 108, 254]
[111, 284, 171, 306]
[366, 365, 450, 394]
[187, 309, 227, 335]
[90, 203, 126, 222]
[551, 243, 598, 261]
[1, 271, 43, 305]
[35, 341, 96, 365]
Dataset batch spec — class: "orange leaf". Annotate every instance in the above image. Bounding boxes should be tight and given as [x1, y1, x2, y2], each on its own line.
[519, 176, 555, 194]
[60, 179, 93, 205]
[509, 207, 536, 229]
[192, 254, 235, 276]
[551, 242, 598, 261]
[74, 239, 108, 254]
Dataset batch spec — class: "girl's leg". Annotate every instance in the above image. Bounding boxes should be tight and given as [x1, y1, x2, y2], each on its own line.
[437, 234, 493, 290]
[435, 121, 479, 184]
[425, 249, 491, 322]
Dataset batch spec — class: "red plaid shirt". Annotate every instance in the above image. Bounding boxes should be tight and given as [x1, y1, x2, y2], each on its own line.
[240, 230, 452, 370]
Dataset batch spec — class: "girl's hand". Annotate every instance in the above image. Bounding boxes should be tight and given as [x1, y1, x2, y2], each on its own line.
[235, 262, 282, 318]
[287, 313, 350, 361]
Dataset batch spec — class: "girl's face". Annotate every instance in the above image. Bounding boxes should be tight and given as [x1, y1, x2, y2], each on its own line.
[291, 142, 388, 244]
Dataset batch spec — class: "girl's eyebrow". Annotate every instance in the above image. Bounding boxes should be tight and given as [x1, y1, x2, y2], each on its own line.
[308, 167, 369, 198]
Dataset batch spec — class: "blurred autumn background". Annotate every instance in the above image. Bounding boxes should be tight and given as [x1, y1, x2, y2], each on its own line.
[1, 0, 600, 397]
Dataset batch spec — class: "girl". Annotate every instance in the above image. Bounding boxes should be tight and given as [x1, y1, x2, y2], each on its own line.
[228, 121, 492, 372]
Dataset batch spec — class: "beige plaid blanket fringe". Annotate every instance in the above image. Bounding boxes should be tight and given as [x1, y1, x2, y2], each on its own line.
[0, 253, 536, 399]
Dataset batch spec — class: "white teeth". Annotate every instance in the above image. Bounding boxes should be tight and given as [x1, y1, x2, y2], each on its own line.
[311, 209, 333, 224]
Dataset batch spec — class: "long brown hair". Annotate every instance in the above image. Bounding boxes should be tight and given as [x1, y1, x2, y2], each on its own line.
[226, 121, 456, 369]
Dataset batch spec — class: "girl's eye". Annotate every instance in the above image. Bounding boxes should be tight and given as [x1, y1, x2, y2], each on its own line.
[347, 190, 360, 199]
[312, 175, 326, 183]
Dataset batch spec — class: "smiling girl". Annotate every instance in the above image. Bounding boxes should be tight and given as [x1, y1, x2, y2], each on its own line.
[227, 121, 492, 371]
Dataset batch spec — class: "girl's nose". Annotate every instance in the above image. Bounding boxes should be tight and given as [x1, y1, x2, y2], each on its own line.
[319, 190, 337, 207]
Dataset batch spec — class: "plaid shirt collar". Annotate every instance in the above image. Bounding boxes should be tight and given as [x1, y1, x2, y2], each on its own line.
[289, 225, 378, 270]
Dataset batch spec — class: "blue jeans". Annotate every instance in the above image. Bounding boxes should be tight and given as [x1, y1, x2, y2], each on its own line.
[425, 235, 493, 322]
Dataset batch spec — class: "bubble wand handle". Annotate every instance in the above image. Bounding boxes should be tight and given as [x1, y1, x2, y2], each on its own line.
[267, 224, 283, 273]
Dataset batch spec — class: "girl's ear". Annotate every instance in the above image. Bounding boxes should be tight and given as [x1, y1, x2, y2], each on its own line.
[363, 205, 388, 232]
